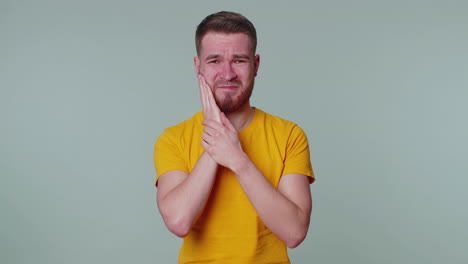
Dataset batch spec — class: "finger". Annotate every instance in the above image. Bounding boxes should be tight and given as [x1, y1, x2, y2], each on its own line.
[200, 75, 222, 122]
[198, 75, 205, 112]
[201, 132, 211, 144]
[203, 78, 215, 105]
[201, 139, 209, 150]
[198, 75, 208, 111]
[199, 75, 210, 101]
[200, 75, 219, 121]
[203, 126, 216, 136]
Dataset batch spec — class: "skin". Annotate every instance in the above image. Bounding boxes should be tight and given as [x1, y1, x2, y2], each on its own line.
[157, 31, 312, 248]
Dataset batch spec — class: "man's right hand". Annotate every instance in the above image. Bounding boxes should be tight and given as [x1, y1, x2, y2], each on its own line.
[198, 74, 222, 123]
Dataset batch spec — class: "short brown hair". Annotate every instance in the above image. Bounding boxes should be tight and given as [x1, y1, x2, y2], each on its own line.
[195, 11, 257, 55]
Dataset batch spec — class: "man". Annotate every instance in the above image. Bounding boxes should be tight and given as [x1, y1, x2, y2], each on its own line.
[154, 11, 315, 264]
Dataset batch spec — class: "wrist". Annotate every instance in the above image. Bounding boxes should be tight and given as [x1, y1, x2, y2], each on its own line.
[230, 152, 251, 176]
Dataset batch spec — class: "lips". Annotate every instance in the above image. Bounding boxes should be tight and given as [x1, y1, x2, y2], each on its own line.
[218, 85, 238, 90]
[215, 81, 240, 90]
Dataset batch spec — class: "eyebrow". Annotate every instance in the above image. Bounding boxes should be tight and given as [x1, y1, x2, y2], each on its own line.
[205, 54, 220, 61]
[204, 54, 251, 61]
[233, 54, 251, 60]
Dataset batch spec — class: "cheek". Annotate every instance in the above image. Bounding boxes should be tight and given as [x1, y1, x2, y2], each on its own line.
[235, 66, 253, 79]
[202, 69, 217, 85]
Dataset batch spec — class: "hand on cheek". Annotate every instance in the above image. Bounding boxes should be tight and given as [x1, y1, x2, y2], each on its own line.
[198, 74, 221, 123]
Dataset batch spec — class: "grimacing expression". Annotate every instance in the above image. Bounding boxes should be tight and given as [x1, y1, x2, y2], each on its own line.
[195, 32, 260, 112]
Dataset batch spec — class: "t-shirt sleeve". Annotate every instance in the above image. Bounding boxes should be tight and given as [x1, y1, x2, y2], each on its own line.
[153, 130, 189, 186]
[282, 125, 315, 183]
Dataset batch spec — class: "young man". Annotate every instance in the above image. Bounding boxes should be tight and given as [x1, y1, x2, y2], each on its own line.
[154, 11, 315, 264]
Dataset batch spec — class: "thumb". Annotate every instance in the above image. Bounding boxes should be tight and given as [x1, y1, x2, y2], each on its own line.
[221, 112, 236, 131]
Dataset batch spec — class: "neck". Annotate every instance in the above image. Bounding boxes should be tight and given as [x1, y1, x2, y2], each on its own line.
[224, 102, 255, 132]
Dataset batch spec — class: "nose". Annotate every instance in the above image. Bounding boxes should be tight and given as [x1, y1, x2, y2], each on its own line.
[220, 62, 237, 81]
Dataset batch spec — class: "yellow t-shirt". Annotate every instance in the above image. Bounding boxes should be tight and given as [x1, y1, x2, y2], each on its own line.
[154, 108, 314, 264]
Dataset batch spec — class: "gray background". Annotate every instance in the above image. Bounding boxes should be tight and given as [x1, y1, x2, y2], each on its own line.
[1, 0, 467, 263]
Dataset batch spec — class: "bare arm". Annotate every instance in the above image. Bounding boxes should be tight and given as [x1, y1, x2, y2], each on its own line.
[233, 159, 312, 248]
[156, 74, 222, 237]
[157, 152, 218, 237]
[202, 115, 312, 248]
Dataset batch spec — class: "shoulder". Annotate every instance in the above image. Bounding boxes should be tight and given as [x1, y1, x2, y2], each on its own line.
[255, 108, 305, 135]
[159, 111, 203, 138]
[155, 111, 203, 149]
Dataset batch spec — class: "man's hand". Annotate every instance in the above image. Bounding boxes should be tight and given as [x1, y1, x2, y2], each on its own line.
[198, 74, 221, 123]
[201, 113, 246, 169]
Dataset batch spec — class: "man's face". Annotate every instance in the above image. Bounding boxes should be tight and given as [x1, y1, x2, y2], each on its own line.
[194, 32, 260, 112]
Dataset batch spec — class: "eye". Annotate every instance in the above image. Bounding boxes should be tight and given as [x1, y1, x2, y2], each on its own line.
[234, 59, 247, 64]
[208, 60, 219, 64]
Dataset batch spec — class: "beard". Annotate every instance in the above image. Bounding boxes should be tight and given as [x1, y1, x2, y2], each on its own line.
[214, 80, 254, 112]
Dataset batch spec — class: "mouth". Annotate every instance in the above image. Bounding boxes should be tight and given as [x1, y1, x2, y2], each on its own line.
[218, 85, 238, 90]
[216, 82, 240, 90]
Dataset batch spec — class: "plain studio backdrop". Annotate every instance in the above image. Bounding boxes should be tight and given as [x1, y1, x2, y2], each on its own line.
[1, 0, 467, 263]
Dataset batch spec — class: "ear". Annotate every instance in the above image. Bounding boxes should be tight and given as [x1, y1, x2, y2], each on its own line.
[194, 56, 200, 75]
[253, 54, 260, 77]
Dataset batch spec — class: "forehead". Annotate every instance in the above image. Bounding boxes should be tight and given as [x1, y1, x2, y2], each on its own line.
[199, 32, 253, 56]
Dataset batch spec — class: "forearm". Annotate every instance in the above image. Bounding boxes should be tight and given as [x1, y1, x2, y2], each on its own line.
[231, 156, 311, 248]
[158, 152, 218, 237]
